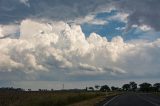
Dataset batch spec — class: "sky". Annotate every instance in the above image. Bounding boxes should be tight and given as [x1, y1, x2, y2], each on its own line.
[0, 0, 160, 90]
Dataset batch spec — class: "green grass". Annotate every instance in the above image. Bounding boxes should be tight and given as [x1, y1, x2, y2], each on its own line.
[0, 91, 105, 106]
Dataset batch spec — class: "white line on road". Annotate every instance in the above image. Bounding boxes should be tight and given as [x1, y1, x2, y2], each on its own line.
[103, 95, 119, 106]
[137, 95, 160, 106]
[145, 96, 160, 103]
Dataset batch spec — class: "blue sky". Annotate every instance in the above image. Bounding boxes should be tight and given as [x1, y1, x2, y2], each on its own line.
[81, 12, 126, 40]
[81, 10, 160, 41]
[0, 0, 160, 90]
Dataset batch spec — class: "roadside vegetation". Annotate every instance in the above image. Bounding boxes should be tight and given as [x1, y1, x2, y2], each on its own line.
[0, 91, 106, 106]
[0, 81, 159, 106]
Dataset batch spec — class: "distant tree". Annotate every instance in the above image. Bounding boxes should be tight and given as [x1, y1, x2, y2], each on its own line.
[139, 83, 152, 92]
[95, 85, 100, 90]
[129, 82, 137, 91]
[85, 87, 88, 91]
[153, 83, 160, 92]
[122, 84, 130, 91]
[0, 87, 24, 91]
[28, 89, 32, 91]
[88, 87, 94, 91]
[111, 86, 119, 91]
[100, 85, 110, 92]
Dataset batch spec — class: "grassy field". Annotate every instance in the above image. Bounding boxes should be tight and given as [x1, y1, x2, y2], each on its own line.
[0, 91, 106, 106]
[68, 92, 121, 106]
[68, 96, 105, 106]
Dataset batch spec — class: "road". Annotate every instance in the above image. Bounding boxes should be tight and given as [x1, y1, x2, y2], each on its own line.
[102, 93, 160, 106]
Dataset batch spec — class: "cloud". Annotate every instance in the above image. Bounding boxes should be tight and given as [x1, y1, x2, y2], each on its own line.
[19, 0, 30, 7]
[132, 24, 152, 32]
[0, 24, 19, 39]
[115, 27, 125, 31]
[78, 63, 103, 72]
[0, 0, 113, 24]
[0, 19, 160, 81]
[108, 12, 129, 23]
[1, 0, 160, 32]
[115, 0, 160, 31]
[74, 15, 108, 25]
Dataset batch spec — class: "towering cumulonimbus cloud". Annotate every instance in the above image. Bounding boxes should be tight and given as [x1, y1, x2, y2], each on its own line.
[0, 19, 160, 81]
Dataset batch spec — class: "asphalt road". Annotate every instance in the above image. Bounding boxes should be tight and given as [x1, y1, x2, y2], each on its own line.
[102, 93, 160, 106]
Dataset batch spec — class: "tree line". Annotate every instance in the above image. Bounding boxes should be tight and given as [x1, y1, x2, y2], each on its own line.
[86, 82, 160, 92]
[0, 81, 160, 92]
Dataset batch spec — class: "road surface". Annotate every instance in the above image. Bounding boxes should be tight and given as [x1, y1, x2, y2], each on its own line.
[102, 93, 160, 106]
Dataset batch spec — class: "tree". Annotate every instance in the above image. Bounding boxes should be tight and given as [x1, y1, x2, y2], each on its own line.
[111, 86, 119, 91]
[129, 82, 137, 91]
[100, 85, 110, 92]
[153, 83, 160, 92]
[85, 87, 88, 91]
[0, 87, 24, 91]
[88, 87, 94, 91]
[139, 83, 152, 92]
[122, 84, 130, 91]
[28, 89, 32, 91]
[95, 85, 100, 90]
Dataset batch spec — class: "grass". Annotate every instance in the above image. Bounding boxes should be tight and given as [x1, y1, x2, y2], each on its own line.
[68, 92, 121, 106]
[68, 95, 105, 106]
[0, 91, 106, 106]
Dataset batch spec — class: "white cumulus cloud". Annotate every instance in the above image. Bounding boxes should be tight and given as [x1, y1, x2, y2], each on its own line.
[0, 19, 160, 81]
